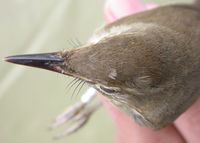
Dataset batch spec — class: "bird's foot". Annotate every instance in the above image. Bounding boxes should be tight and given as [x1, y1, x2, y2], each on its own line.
[49, 88, 101, 139]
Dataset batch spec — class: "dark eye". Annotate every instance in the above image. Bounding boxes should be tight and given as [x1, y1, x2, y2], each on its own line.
[99, 86, 119, 94]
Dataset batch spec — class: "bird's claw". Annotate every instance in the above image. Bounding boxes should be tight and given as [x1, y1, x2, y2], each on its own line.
[49, 88, 101, 139]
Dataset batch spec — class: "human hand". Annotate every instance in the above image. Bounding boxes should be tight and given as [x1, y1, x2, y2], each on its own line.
[102, 0, 200, 143]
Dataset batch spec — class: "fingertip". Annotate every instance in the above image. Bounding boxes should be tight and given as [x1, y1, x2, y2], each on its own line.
[146, 3, 158, 10]
[175, 98, 200, 143]
[104, 0, 147, 23]
[104, 0, 117, 23]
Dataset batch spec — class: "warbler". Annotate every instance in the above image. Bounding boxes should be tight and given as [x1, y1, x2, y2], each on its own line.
[5, 1, 200, 135]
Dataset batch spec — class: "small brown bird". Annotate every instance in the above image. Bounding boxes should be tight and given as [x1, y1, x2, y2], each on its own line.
[5, 1, 200, 133]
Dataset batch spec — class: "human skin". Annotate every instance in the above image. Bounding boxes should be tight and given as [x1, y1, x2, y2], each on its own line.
[102, 0, 200, 143]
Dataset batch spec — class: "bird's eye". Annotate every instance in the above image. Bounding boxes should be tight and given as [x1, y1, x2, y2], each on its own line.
[99, 86, 119, 94]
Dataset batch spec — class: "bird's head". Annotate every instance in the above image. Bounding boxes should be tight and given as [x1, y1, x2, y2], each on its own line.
[5, 23, 200, 129]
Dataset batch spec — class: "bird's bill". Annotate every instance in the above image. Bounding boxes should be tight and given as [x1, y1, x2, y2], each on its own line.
[4, 52, 65, 74]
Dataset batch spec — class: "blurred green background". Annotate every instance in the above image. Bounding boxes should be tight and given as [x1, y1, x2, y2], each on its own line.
[0, 0, 190, 143]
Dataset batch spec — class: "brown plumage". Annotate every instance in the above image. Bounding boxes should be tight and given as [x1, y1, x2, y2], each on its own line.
[5, 3, 200, 129]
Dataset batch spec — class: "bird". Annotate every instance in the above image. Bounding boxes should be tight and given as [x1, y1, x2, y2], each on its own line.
[4, 1, 200, 134]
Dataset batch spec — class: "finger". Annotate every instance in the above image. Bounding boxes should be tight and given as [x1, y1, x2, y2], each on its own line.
[104, 0, 158, 23]
[104, 0, 146, 22]
[175, 98, 200, 143]
[146, 3, 158, 10]
[100, 95, 185, 143]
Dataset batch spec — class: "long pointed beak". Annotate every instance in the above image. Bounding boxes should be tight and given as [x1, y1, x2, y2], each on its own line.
[4, 52, 65, 73]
